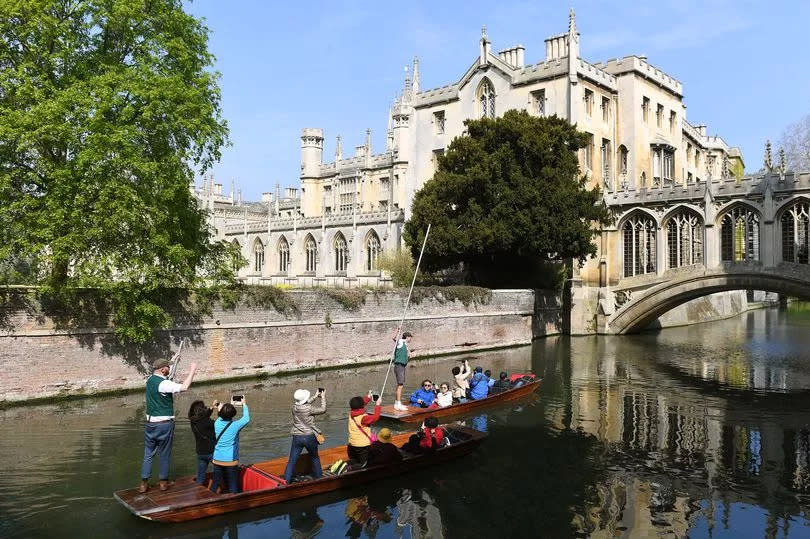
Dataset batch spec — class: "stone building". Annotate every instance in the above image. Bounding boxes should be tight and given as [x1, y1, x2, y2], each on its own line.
[198, 10, 744, 288]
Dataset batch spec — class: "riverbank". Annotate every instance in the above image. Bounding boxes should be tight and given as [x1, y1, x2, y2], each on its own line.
[1, 288, 557, 405]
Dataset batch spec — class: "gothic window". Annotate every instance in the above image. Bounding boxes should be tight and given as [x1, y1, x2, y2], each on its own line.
[619, 145, 628, 175]
[365, 231, 381, 272]
[253, 239, 265, 273]
[656, 104, 664, 127]
[477, 79, 495, 119]
[666, 210, 703, 269]
[651, 146, 674, 187]
[339, 178, 356, 213]
[433, 110, 446, 134]
[231, 239, 241, 272]
[305, 235, 317, 273]
[334, 232, 348, 273]
[601, 96, 610, 123]
[601, 139, 611, 188]
[531, 89, 545, 116]
[781, 200, 810, 264]
[669, 110, 676, 133]
[720, 206, 760, 262]
[277, 236, 290, 273]
[622, 212, 657, 278]
[583, 134, 593, 171]
[584, 89, 594, 116]
[642, 96, 650, 123]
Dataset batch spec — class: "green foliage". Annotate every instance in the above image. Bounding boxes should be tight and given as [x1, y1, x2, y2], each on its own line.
[410, 285, 492, 307]
[322, 288, 366, 311]
[0, 1, 232, 343]
[324, 311, 332, 329]
[193, 284, 299, 317]
[377, 250, 415, 287]
[404, 110, 609, 287]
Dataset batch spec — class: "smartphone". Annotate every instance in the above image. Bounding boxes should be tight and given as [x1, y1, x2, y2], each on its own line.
[318, 387, 325, 393]
[372, 394, 380, 401]
[231, 394, 244, 403]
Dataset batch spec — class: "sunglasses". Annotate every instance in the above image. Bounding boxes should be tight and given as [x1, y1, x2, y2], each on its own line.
[423, 384, 432, 387]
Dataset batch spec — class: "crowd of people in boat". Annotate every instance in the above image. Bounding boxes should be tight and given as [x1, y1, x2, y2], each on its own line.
[184, 388, 449, 495]
[407, 359, 532, 409]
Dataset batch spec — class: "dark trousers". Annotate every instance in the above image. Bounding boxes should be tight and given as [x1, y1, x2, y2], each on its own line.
[348, 445, 370, 467]
[284, 434, 322, 483]
[141, 421, 175, 481]
[196, 454, 213, 484]
[210, 464, 240, 494]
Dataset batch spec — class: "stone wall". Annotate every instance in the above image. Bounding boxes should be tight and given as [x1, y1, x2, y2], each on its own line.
[652, 290, 748, 328]
[0, 289, 545, 403]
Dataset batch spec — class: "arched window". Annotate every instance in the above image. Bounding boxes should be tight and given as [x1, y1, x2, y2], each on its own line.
[365, 231, 381, 272]
[230, 239, 242, 271]
[618, 145, 628, 175]
[720, 206, 760, 262]
[304, 235, 317, 273]
[277, 236, 290, 273]
[253, 239, 265, 273]
[477, 79, 495, 119]
[666, 210, 703, 269]
[622, 212, 657, 278]
[781, 200, 810, 264]
[334, 233, 348, 273]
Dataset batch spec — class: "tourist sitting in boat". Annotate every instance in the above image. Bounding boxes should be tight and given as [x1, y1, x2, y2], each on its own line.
[452, 359, 471, 402]
[435, 383, 453, 407]
[283, 388, 327, 484]
[409, 379, 438, 408]
[401, 417, 446, 454]
[367, 427, 403, 466]
[188, 399, 218, 485]
[210, 399, 251, 494]
[490, 372, 511, 395]
[484, 370, 496, 393]
[469, 367, 490, 400]
[348, 391, 382, 467]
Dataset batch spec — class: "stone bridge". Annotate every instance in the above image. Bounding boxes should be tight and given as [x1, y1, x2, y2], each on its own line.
[588, 170, 810, 334]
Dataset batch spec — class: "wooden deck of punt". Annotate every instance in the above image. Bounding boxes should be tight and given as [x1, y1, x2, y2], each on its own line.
[114, 425, 486, 523]
[379, 379, 541, 423]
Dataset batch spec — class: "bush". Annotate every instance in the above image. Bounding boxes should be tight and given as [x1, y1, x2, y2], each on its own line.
[377, 250, 415, 287]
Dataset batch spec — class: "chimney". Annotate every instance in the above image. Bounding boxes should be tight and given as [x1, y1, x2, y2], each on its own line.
[285, 187, 299, 199]
[261, 192, 273, 203]
[497, 45, 525, 68]
[695, 124, 707, 137]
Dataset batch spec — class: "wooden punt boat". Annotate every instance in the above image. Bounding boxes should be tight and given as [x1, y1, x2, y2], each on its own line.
[379, 379, 541, 423]
[114, 425, 486, 523]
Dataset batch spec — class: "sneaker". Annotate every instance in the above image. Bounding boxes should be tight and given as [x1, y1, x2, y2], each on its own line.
[394, 401, 407, 411]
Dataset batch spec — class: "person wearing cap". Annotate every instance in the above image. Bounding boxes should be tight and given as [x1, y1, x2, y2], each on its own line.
[490, 372, 511, 395]
[283, 388, 327, 483]
[367, 427, 403, 466]
[139, 357, 198, 493]
[391, 329, 413, 411]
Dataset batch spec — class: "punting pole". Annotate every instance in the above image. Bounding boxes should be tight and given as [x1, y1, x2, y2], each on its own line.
[378, 224, 431, 402]
[168, 337, 187, 381]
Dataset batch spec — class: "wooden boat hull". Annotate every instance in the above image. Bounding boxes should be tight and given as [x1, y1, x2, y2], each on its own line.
[114, 426, 486, 523]
[379, 379, 541, 423]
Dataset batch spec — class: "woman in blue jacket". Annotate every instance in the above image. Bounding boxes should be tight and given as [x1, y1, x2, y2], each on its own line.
[210, 399, 251, 494]
[409, 380, 437, 408]
[469, 368, 489, 400]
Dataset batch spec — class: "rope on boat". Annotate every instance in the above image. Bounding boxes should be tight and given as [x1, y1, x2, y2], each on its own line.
[378, 224, 431, 403]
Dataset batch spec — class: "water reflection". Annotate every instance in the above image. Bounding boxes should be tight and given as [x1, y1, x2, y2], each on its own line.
[5, 307, 810, 537]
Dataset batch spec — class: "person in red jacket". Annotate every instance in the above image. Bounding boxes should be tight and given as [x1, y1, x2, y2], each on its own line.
[347, 391, 382, 466]
[402, 417, 445, 454]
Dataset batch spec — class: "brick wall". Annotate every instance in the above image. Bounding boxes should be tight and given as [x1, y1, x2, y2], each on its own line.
[1, 289, 553, 403]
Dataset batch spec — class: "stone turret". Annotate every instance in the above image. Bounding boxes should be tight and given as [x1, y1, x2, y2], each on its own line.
[300, 128, 324, 179]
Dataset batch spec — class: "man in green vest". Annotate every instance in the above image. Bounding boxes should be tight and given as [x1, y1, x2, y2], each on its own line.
[139, 358, 198, 493]
[392, 330, 413, 411]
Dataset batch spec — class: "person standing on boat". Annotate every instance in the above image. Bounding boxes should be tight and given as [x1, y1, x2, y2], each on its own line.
[139, 358, 198, 493]
[392, 330, 413, 411]
[188, 399, 218, 485]
[348, 392, 382, 466]
[283, 388, 326, 483]
[210, 399, 251, 494]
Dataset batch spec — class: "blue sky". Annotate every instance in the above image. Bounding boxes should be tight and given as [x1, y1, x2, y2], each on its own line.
[186, 0, 810, 199]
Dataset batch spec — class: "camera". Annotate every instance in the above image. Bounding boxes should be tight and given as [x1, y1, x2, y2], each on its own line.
[318, 387, 325, 393]
[372, 394, 380, 401]
[231, 394, 244, 404]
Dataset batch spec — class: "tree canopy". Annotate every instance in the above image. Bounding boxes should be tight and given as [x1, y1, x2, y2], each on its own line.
[403, 110, 609, 286]
[0, 0, 233, 342]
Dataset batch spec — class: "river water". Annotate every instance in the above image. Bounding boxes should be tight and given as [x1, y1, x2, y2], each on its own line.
[3, 306, 810, 538]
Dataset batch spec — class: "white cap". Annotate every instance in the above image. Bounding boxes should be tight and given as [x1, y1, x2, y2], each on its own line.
[293, 389, 310, 404]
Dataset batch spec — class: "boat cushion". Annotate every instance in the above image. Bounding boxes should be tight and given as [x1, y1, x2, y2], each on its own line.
[241, 466, 286, 492]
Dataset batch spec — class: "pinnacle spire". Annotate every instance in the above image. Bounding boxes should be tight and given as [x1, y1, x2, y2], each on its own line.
[412, 56, 420, 94]
[335, 134, 343, 161]
[569, 8, 577, 36]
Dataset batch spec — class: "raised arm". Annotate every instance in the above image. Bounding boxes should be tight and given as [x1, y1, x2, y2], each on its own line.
[179, 362, 198, 391]
[310, 391, 326, 415]
[234, 403, 251, 428]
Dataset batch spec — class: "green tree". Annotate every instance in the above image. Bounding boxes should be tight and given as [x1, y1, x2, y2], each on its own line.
[0, 0, 233, 342]
[404, 110, 609, 286]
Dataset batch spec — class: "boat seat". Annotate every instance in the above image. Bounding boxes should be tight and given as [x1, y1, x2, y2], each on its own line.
[241, 465, 287, 492]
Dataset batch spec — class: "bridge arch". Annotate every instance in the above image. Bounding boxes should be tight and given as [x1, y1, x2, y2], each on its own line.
[608, 267, 810, 334]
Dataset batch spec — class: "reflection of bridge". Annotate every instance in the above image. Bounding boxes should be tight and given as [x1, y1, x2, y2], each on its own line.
[592, 170, 810, 334]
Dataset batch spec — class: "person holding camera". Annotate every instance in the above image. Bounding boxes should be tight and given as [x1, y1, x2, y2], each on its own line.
[347, 390, 382, 467]
[452, 359, 471, 402]
[283, 387, 327, 483]
[210, 397, 251, 494]
[188, 399, 219, 485]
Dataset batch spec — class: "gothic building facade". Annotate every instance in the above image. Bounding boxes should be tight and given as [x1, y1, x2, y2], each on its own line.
[198, 10, 744, 288]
